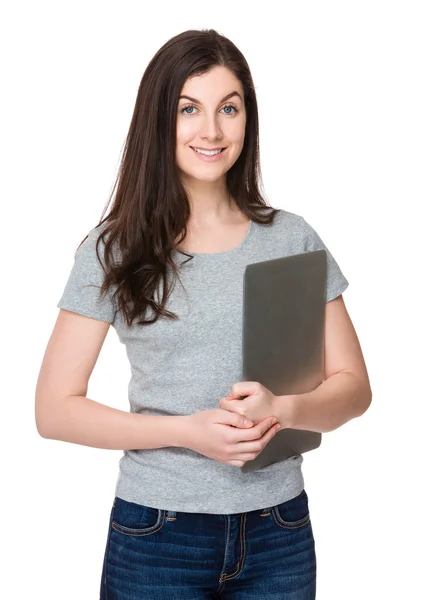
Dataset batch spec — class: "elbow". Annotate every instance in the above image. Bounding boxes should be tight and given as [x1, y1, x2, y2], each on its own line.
[359, 383, 373, 416]
[36, 423, 49, 439]
[35, 396, 57, 439]
[35, 410, 52, 439]
[35, 392, 75, 439]
[346, 371, 372, 418]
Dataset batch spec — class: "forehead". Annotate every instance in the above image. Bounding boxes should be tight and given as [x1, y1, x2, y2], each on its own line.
[179, 66, 243, 100]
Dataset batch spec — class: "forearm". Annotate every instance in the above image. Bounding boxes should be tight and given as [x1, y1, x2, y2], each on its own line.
[279, 371, 372, 434]
[37, 395, 188, 450]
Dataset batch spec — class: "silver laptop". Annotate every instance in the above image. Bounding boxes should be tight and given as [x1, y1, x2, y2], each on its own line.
[241, 250, 327, 473]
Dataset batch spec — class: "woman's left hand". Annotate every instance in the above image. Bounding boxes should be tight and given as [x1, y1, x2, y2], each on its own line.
[218, 381, 293, 426]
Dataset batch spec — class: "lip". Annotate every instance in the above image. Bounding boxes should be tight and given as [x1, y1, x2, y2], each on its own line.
[190, 146, 226, 151]
[190, 146, 228, 162]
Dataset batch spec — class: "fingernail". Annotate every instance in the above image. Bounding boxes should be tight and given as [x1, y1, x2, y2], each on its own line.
[275, 424, 281, 431]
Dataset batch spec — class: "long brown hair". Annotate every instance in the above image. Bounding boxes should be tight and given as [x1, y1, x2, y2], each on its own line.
[79, 28, 278, 327]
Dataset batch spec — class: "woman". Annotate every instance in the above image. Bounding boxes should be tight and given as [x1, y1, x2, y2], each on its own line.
[35, 28, 372, 599]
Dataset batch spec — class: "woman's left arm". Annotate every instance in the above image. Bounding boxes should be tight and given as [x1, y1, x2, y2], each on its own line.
[285, 294, 372, 433]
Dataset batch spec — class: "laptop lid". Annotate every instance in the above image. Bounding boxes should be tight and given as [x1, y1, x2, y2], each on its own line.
[241, 249, 327, 473]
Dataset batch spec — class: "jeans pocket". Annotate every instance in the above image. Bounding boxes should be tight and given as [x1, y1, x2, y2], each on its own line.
[111, 497, 165, 537]
[272, 489, 311, 530]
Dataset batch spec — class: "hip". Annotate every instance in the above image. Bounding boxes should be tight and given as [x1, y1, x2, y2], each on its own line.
[100, 488, 316, 599]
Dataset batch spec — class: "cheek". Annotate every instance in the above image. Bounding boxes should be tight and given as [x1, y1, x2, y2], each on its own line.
[176, 119, 198, 145]
[226, 120, 246, 147]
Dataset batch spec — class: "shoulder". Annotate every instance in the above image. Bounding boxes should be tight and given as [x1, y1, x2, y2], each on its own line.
[268, 208, 307, 230]
[265, 208, 314, 248]
[279, 209, 327, 240]
[67, 223, 117, 279]
[76, 221, 113, 258]
[86, 221, 110, 245]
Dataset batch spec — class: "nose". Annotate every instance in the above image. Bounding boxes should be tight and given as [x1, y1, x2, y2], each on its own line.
[200, 112, 224, 141]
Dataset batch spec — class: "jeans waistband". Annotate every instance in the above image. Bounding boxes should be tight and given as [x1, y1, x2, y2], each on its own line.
[165, 507, 273, 519]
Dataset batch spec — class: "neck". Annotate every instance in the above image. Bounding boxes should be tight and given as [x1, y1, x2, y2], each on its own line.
[181, 176, 237, 227]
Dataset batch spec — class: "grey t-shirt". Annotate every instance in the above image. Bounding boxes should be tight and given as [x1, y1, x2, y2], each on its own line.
[57, 208, 349, 514]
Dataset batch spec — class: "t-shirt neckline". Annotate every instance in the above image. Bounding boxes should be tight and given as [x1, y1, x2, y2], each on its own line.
[175, 219, 254, 259]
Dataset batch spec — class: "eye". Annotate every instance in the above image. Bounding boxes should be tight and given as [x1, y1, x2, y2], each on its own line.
[180, 104, 239, 115]
[222, 105, 238, 115]
[180, 105, 197, 115]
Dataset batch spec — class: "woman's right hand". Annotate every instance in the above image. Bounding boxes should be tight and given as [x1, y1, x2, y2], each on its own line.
[181, 409, 281, 467]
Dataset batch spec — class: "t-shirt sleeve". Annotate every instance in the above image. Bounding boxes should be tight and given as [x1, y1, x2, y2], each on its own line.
[57, 228, 117, 323]
[300, 216, 349, 302]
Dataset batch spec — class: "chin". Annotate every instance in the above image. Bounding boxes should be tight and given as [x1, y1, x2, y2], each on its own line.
[178, 163, 228, 180]
[186, 172, 225, 183]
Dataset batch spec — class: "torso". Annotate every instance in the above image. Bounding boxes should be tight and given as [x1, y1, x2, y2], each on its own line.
[175, 216, 251, 254]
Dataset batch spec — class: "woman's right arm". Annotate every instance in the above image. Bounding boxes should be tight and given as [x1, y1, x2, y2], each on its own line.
[35, 309, 188, 450]
[35, 308, 279, 465]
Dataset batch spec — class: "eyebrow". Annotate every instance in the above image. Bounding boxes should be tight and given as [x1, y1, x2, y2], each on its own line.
[178, 91, 243, 104]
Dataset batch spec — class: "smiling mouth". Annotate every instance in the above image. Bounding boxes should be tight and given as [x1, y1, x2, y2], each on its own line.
[190, 147, 227, 155]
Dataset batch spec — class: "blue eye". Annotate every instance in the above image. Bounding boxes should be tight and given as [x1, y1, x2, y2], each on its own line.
[181, 105, 196, 115]
[180, 104, 239, 115]
[222, 105, 238, 115]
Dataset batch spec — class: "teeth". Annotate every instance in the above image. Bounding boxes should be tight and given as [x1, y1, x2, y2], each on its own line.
[193, 147, 223, 156]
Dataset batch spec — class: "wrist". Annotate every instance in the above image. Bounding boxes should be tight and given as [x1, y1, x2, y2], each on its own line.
[168, 415, 193, 448]
[272, 394, 298, 429]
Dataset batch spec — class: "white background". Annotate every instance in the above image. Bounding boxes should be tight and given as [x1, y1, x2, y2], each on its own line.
[2, 1, 423, 598]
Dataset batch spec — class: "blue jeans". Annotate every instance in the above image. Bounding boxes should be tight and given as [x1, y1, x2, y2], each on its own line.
[100, 489, 316, 599]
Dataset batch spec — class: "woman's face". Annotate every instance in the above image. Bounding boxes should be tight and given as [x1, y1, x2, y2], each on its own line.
[175, 66, 246, 185]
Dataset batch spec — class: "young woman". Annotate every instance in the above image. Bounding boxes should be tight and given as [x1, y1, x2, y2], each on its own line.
[35, 28, 372, 600]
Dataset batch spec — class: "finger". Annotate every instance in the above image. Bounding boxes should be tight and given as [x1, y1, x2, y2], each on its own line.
[262, 421, 281, 441]
[218, 397, 235, 409]
[219, 398, 247, 415]
[256, 416, 280, 437]
[232, 416, 277, 442]
[216, 408, 253, 428]
[235, 422, 280, 455]
[227, 460, 245, 467]
[229, 382, 261, 399]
